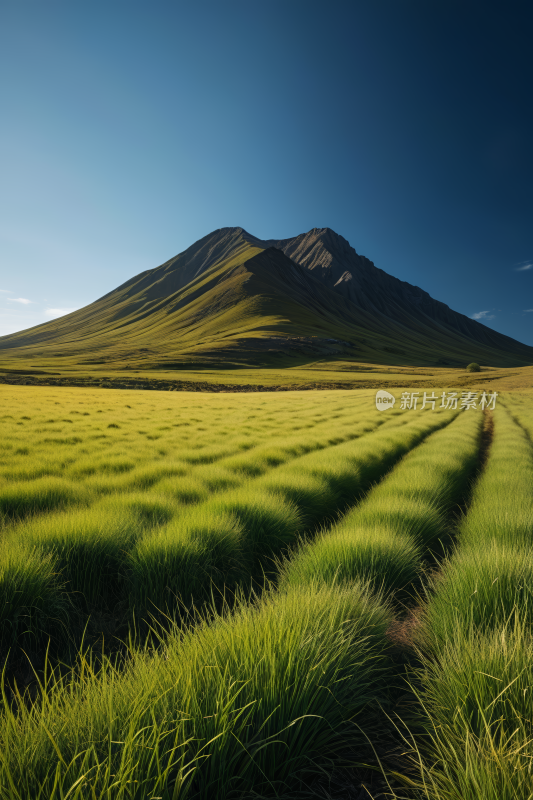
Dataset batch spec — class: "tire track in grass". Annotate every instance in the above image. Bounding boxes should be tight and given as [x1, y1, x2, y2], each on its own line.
[406, 403, 533, 800]
[388, 408, 494, 647]
[420, 406, 533, 642]
[499, 392, 533, 451]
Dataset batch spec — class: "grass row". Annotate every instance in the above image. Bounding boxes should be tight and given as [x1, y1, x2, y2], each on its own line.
[0, 408, 385, 524]
[0, 584, 393, 799]
[129, 409, 453, 618]
[0, 409, 451, 654]
[0, 387, 381, 506]
[279, 406, 483, 599]
[413, 405, 533, 799]
[0, 387, 402, 655]
[0, 409, 488, 798]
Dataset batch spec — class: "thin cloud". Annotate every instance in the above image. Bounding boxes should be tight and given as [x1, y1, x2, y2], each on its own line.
[0, 289, 12, 293]
[44, 307, 79, 318]
[472, 310, 495, 321]
[516, 263, 533, 271]
[524, 309, 533, 313]
[8, 297, 33, 304]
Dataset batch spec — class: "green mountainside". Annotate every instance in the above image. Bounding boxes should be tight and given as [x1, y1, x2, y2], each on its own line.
[1, 226, 532, 370]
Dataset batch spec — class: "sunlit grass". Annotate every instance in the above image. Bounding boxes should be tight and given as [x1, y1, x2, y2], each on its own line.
[414, 405, 533, 796]
[279, 409, 482, 596]
[411, 616, 533, 800]
[12, 506, 142, 609]
[0, 582, 392, 799]
[5, 383, 529, 797]
[0, 476, 89, 522]
[0, 543, 66, 651]
[1, 385, 393, 637]
[422, 406, 533, 643]
[128, 507, 246, 615]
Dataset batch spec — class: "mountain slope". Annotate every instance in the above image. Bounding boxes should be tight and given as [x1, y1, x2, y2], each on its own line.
[247, 227, 530, 356]
[0, 226, 532, 369]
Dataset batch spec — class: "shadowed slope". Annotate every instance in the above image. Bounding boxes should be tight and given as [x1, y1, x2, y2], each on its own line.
[249, 227, 533, 360]
[1, 227, 532, 369]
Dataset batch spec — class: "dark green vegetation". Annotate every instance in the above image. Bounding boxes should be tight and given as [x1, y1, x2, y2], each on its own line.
[467, 362, 481, 372]
[2, 228, 533, 383]
[0, 386, 450, 654]
[411, 399, 533, 798]
[279, 409, 482, 598]
[2, 383, 533, 798]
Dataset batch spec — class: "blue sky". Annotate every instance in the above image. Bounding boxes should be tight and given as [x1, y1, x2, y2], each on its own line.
[1, 1, 532, 345]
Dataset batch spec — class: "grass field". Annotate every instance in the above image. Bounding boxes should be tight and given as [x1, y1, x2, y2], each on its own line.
[0, 383, 532, 798]
[1, 358, 529, 392]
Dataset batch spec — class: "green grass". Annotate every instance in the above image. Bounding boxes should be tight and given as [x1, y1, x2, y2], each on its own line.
[279, 408, 482, 597]
[128, 507, 247, 615]
[1, 386, 393, 639]
[1, 385, 457, 634]
[422, 406, 533, 642]
[125, 408, 456, 621]
[15, 505, 143, 610]
[422, 542, 533, 643]
[0, 476, 88, 523]
[413, 405, 533, 797]
[0, 544, 66, 652]
[4, 383, 533, 799]
[0, 582, 392, 799]
[411, 617, 533, 800]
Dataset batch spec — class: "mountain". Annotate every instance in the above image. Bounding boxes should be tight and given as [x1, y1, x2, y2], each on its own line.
[1, 226, 532, 369]
[246, 227, 529, 357]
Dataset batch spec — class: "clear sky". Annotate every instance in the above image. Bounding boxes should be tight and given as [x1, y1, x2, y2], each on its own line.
[1, 1, 532, 344]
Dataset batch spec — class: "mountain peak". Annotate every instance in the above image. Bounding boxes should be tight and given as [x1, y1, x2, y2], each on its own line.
[1, 224, 532, 368]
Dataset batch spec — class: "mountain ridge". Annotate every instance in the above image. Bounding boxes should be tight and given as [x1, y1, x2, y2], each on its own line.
[0, 226, 531, 369]
[240, 226, 524, 353]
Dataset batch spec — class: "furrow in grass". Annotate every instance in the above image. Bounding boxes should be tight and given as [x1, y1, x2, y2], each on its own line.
[1, 407, 451, 652]
[0, 405, 388, 522]
[0, 392, 396, 530]
[0, 580, 394, 798]
[278, 407, 483, 600]
[499, 391, 533, 453]
[127, 409, 456, 620]
[138, 406, 402, 505]
[0, 390, 378, 492]
[1, 401, 406, 650]
[410, 403, 533, 798]
[4, 388, 533, 799]
[422, 405, 533, 642]
[0, 409, 480, 799]
[0, 395, 484, 798]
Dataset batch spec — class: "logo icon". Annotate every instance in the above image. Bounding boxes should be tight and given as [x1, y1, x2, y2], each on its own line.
[375, 390, 396, 411]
